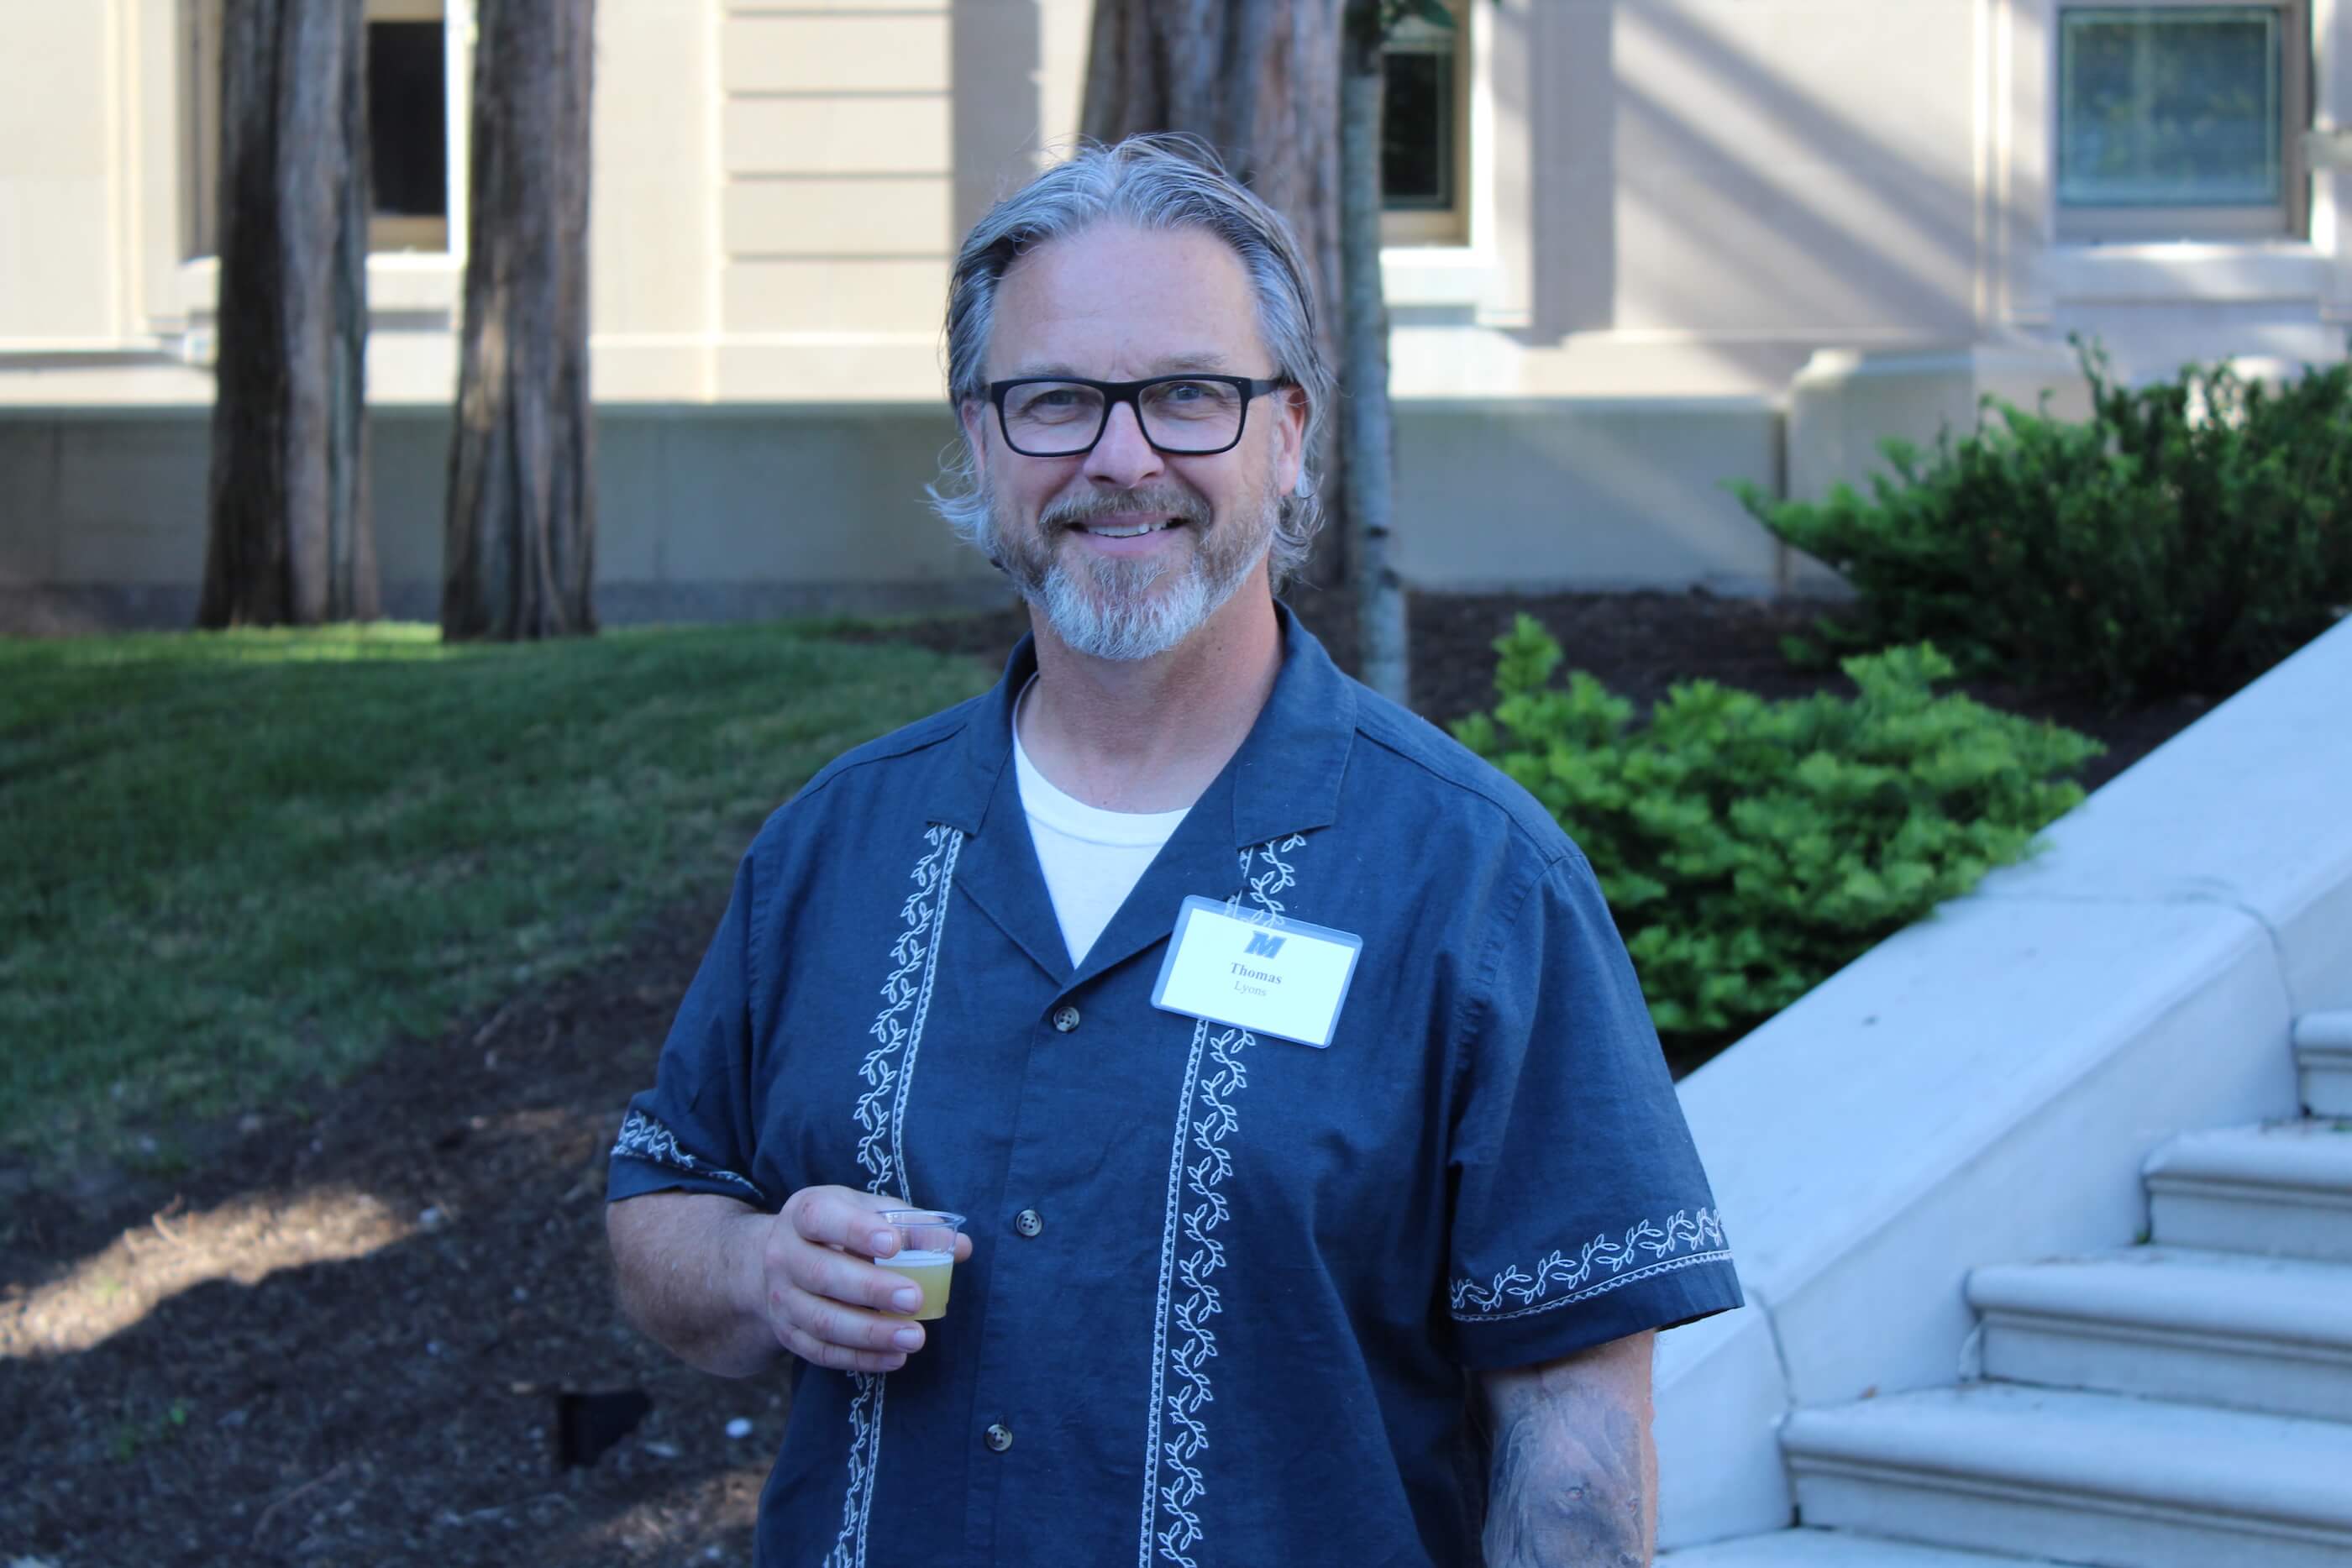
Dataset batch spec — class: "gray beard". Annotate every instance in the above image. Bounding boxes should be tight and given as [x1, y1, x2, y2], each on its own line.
[989, 495, 1273, 663]
[1033, 551, 1231, 662]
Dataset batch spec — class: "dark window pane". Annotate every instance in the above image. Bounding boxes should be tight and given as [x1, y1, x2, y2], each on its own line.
[1382, 49, 1453, 211]
[2059, 8, 2281, 207]
[370, 20, 447, 218]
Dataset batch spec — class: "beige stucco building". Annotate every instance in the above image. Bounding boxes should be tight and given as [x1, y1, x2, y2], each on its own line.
[5, 0, 2349, 627]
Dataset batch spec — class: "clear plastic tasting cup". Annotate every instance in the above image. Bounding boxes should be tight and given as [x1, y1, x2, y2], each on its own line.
[874, 1209, 965, 1322]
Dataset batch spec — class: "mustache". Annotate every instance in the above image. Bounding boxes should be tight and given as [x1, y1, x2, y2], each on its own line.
[1040, 486, 1212, 532]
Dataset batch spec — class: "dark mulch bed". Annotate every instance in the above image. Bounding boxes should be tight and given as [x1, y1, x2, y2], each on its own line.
[1, 590, 2214, 1565]
[1, 904, 765, 1567]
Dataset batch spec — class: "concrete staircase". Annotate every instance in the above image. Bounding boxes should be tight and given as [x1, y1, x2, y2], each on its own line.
[1664, 1012, 2352, 1567]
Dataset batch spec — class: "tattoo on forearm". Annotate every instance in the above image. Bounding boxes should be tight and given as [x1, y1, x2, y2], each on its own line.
[1482, 1377, 1651, 1567]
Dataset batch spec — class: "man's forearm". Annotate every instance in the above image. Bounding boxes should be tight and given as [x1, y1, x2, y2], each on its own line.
[606, 1191, 779, 1378]
[1478, 1330, 1658, 1567]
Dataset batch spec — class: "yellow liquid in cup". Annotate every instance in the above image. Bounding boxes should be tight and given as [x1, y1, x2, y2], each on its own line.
[879, 1250, 954, 1322]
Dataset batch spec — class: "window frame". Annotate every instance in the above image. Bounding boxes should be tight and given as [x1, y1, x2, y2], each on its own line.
[2052, 0, 2312, 243]
[1380, 1, 1473, 248]
[181, 0, 461, 260]
[365, 3, 456, 253]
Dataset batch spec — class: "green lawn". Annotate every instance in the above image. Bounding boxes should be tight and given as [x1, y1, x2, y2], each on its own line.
[0, 621, 995, 1176]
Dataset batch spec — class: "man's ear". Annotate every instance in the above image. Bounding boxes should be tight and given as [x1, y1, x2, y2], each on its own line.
[1273, 385, 1309, 494]
[958, 400, 990, 485]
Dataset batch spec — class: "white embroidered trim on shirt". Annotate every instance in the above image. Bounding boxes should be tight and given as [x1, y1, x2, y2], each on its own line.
[860, 824, 963, 1203]
[608, 1107, 767, 1204]
[1139, 834, 1305, 1568]
[827, 824, 963, 1568]
[1448, 1209, 1730, 1323]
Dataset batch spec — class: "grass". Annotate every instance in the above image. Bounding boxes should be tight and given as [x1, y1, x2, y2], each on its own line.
[0, 621, 995, 1177]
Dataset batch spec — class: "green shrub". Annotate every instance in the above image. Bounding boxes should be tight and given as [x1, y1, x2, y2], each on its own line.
[1452, 616, 2100, 1044]
[1733, 338, 2352, 705]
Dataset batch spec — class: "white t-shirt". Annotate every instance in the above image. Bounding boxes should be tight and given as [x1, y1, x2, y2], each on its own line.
[1011, 685, 1189, 968]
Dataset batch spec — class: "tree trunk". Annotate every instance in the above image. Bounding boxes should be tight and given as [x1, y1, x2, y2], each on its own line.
[442, 0, 597, 641]
[198, 0, 376, 628]
[1341, 3, 1407, 705]
[1082, 0, 1350, 591]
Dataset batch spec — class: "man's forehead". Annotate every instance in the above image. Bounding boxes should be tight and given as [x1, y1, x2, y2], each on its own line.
[985, 222, 1268, 376]
[997, 350, 1247, 379]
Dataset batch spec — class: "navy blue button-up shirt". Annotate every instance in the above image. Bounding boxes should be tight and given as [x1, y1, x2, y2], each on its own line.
[610, 608, 1741, 1568]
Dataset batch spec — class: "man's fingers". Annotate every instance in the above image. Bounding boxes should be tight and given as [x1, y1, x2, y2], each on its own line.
[784, 1186, 902, 1256]
[780, 1323, 907, 1376]
[785, 1246, 927, 1315]
[953, 1233, 974, 1263]
[795, 1294, 927, 1356]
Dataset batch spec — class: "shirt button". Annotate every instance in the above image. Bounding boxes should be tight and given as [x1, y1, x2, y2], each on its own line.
[984, 1423, 1014, 1453]
[1014, 1209, 1044, 1238]
[1051, 1005, 1081, 1033]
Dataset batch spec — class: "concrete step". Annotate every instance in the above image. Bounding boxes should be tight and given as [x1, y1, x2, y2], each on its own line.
[2143, 1121, 2352, 1261]
[1782, 1382, 2352, 1568]
[2298, 1012, 2352, 1118]
[1968, 1246, 2352, 1421]
[1661, 1528, 2062, 1565]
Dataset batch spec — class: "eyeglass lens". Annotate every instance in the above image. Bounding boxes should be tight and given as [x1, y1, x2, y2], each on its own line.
[1002, 380, 1246, 455]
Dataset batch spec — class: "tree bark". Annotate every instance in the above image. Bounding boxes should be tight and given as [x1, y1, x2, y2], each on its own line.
[1341, 2, 1408, 705]
[442, 0, 597, 641]
[1081, 0, 1350, 590]
[198, 0, 377, 628]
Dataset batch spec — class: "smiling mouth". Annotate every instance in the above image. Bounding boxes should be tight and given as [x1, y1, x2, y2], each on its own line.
[1078, 520, 1179, 539]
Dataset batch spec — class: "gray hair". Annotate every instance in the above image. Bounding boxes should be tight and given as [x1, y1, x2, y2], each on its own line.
[927, 134, 1333, 589]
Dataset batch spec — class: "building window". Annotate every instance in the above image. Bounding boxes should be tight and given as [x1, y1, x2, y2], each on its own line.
[367, 8, 451, 251]
[182, 0, 223, 258]
[184, 0, 454, 260]
[2055, 2, 2309, 241]
[1381, 3, 1469, 245]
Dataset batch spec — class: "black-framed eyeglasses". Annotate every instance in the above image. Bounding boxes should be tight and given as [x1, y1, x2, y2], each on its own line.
[985, 374, 1292, 458]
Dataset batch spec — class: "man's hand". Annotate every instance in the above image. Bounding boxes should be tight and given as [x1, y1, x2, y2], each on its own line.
[1477, 1329, 1657, 1567]
[606, 1186, 975, 1379]
[753, 1185, 978, 1373]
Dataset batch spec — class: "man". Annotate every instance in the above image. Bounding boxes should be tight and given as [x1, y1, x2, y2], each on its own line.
[606, 136, 1740, 1567]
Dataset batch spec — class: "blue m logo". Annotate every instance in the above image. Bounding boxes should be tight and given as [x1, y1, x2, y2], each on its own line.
[1243, 931, 1286, 958]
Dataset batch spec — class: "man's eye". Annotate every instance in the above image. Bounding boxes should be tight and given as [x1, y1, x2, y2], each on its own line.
[1150, 380, 1233, 418]
[1016, 387, 1094, 421]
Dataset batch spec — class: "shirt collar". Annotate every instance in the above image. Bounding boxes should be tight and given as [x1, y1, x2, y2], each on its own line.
[936, 599, 1357, 849]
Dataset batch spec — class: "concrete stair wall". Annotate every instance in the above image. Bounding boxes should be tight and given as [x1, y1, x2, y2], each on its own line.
[1668, 1009, 2352, 1565]
[1680, 1018, 2352, 1566]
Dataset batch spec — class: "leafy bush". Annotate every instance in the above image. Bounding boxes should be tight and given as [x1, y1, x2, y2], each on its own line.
[1733, 338, 2352, 704]
[1452, 617, 2099, 1044]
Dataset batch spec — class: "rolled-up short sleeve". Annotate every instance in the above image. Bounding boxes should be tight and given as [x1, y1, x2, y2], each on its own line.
[1445, 849, 1743, 1370]
[606, 851, 774, 1209]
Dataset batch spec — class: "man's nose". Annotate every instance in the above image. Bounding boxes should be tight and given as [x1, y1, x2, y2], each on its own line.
[1083, 399, 1165, 488]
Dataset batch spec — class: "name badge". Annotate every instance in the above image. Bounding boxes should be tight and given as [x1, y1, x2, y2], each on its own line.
[1149, 894, 1363, 1049]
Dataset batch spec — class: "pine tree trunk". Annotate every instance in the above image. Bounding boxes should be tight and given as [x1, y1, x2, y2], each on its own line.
[1081, 0, 1350, 590]
[442, 0, 597, 641]
[1340, 3, 1407, 704]
[198, 0, 376, 628]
